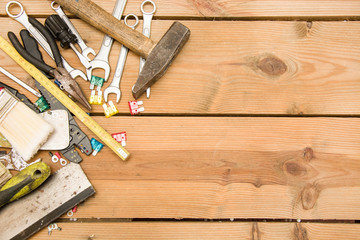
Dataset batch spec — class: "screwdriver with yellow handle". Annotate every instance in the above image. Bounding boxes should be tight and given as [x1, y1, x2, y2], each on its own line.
[0, 161, 51, 208]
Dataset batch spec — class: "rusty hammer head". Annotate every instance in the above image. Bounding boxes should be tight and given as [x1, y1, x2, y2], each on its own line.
[53, 0, 190, 99]
[132, 22, 190, 99]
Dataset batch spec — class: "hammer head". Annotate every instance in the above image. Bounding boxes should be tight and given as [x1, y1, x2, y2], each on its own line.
[132, 22, 190, 99]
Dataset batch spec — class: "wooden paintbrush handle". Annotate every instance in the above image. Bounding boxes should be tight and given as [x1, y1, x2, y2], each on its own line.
[54, 0, 156, 58]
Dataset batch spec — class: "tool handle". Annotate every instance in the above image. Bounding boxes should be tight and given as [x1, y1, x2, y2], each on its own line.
[0, 176, 33, 208]
[45, 14, 77, 49]
[54, 0, 156, 58]
[8, 32, 54, 74]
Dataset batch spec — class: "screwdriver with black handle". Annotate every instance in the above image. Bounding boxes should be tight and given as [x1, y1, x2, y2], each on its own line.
[45, 14, 91, 69]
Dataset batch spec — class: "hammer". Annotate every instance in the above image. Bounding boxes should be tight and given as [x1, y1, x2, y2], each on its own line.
[54, 0, 190, 99]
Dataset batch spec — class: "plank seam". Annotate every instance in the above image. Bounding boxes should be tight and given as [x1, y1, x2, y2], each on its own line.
[54, 218, 360, 224]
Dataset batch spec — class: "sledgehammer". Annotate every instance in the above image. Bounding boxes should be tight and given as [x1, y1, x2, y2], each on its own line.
[54, 0, 190, 99]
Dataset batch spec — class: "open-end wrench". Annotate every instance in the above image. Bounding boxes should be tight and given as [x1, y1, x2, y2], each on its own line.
[6, 1, 87, 81]
[104, 14, 138, 103]
[86, 0, 127, 81]
[139, 0, 156, 99]
[51, 1, 96, 61]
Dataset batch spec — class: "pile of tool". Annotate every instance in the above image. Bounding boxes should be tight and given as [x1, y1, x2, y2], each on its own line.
[0, 0, 190, 238]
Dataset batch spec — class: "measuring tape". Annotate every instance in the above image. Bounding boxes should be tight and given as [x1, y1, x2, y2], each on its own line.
[0, 36, 129, 161]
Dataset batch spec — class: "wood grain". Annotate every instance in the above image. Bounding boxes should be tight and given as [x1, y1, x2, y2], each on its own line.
[1, 19, 360, 115]
[28, 116, 360, 219]
[1, 0, 360, 18]
[0, 0, 360, 238]
[30, 222, 360, 240]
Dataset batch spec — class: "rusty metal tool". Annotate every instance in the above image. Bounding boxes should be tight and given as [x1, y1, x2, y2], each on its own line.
[8, 17, 91, 110]
[139, 0, 156, 99]
[54, 0, 190, 99]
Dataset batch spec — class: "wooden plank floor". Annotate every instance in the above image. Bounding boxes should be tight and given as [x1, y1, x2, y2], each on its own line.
[0, 0, 359, 239]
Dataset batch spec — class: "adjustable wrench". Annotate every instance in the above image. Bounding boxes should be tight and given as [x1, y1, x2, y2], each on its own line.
[139, 0, 156, 99]
[6, 1, 87, 81]
[104, 14, 138, 103]
[86, 0, 127, 81]
[51, 1, 96, 61]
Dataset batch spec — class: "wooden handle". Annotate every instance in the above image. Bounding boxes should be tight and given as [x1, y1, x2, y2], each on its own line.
[54, 0, 156, 58]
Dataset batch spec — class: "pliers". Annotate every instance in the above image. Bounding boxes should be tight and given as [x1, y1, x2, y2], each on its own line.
[7, 17, 91, 110]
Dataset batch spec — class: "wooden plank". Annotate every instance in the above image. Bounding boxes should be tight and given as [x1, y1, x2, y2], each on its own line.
[1, 0, 360, 18]
[0, 163, 95, 240]
[29, 222, 360, 240]
[1, 19, 360, 115]
[27, 116, 360, 219]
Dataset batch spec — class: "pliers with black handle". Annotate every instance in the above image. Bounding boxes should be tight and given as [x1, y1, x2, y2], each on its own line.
[7, 17, 91, 110]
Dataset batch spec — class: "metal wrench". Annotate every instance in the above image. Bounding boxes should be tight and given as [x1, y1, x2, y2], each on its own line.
[51, 1, 96, 61]
[104, 14, 139, 103]
[86, 0, 127, 81]
[139, 0, 156, 99]
[6, 1, 87, 81]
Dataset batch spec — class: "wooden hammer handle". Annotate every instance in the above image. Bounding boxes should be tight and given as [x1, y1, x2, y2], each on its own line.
[54, 0, 156, 58]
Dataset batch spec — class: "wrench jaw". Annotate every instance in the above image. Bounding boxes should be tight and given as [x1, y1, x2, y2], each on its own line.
[103, 86, 121, 103]
[69, 69, 88, 81]
[86, 61, 111, 81]
[82, 47, 97, 61]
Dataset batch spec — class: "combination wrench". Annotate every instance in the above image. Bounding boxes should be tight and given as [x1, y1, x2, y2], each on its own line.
[139, 0, 156, 99]
[6, 1, 87, 81]
[51, 1, 96, 61]
[86, 0, 127, 81]
[104, 14, 139, 103]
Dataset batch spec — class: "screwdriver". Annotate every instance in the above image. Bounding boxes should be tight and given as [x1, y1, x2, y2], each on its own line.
[0, 67, 49, 112]
[45, 15, 91, 69]
[0, 67, 41, 98]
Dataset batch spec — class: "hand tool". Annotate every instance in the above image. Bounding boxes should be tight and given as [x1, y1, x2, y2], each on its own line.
[86, 0, 127, 81]
[0, 82, 39, 149]
[0, 88, 54, 161]
[7, 17, 91, 110]
[0, 36, 130, 160]
[37, 82, 92, 163]
[0, 160, 12, 188]
[0, 81, 39, 113]
[20, 27, 92, 162]
[0, 66, 49, 113]
[139, 0, 156, 99]
[6, 1, 88, 81]
[0, 67, 41, 98]
[0, 163, 95, 240]
[51, 1, 96, 61]
[0, 161, 51, 208]
[55, 0, 190, 99]
[45, 14, 91, 69]
[104, 14, 138, 103]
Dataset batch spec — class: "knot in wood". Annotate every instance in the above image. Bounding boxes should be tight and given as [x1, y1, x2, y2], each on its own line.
[285, 161, 307, 177]
[301, 184, 319, 210]
[294, 223, 309, 240]
[258, 57, 287, 76]
[303, 147, 315, 161]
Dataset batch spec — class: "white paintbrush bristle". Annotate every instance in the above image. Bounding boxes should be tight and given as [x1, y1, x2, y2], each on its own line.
[0, 89, 53, 161]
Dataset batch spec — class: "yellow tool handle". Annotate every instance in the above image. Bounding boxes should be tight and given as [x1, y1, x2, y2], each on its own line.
[0, 36, 129, 161]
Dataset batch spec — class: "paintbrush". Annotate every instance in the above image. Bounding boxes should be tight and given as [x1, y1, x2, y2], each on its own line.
[0, 161, 11, 188]
[0, 88, 53, 161]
